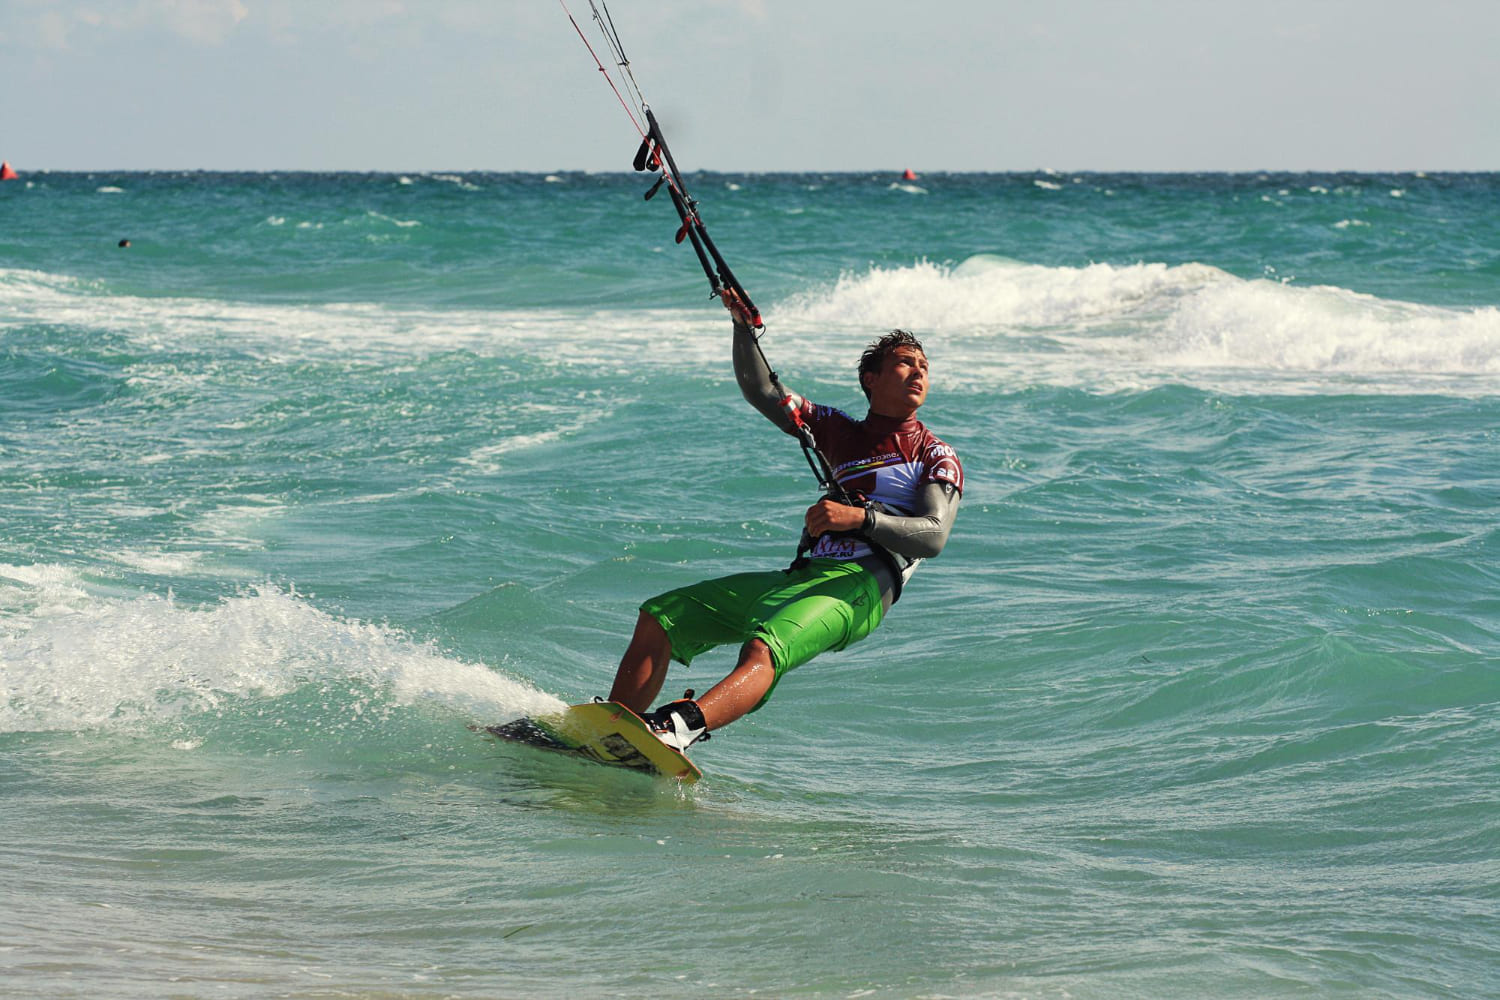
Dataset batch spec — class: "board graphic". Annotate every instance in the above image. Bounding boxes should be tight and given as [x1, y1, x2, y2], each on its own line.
[484, 700, 701, 782]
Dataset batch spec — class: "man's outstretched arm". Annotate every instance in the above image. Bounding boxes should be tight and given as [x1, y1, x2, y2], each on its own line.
[724, 290, 799, 433]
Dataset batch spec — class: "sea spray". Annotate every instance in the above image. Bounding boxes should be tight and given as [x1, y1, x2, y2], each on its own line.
[0, 574, 563, 736]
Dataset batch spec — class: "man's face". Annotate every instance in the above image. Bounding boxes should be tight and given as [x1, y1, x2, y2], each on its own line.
[864, 345, 929, 418]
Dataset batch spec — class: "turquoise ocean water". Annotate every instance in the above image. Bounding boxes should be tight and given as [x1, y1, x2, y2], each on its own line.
[2, 170, 1498, 998]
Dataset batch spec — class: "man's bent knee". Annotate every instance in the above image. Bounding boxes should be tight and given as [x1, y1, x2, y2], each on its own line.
[737, 637, 772, 666]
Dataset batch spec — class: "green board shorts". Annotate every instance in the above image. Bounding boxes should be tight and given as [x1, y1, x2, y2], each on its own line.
[640, 558, 885, 712]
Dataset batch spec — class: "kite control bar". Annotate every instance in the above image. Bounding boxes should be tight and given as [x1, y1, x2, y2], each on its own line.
[633, 109, 763, 329]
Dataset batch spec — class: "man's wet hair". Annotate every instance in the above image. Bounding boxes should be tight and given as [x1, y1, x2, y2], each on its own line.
[858, 329, 925, 400]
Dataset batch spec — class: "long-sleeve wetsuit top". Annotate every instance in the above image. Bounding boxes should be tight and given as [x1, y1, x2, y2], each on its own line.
[732, 318, 963, 611]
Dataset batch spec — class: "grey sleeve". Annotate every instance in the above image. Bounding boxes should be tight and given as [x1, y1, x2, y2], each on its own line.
[732, 316, 797, 433]
[863, 481, 961, 560]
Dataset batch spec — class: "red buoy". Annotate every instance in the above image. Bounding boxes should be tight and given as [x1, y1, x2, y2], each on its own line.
[0, 161, 18, 181]
[901, 168, 918, 181]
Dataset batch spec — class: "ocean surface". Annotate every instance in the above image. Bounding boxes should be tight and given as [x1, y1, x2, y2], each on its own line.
[2, 169, 1497, 999]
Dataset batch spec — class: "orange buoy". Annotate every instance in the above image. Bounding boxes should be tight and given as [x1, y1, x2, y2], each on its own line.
[901, 168, 918, 181]
[0, 161, 18, 181]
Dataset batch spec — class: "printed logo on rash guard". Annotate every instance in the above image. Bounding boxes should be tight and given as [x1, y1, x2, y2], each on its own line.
[927, 444, 962, 489]
[832, 452, 902, 479]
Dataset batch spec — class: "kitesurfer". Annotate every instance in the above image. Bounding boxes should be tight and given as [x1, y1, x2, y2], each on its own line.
[608, 289, 964, 750]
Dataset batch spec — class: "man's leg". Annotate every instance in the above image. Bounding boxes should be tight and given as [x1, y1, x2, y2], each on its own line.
[695, 638, 776, 730]
[608, 610, 672, 714]
[642, 637, 774, 752]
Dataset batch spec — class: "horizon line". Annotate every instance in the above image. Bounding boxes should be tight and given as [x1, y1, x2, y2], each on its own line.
[4, 166, 1494, 176]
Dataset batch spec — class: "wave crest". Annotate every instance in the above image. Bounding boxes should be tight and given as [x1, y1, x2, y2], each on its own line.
[0, 569, 562, 735]
[777, 256, 1500, 383]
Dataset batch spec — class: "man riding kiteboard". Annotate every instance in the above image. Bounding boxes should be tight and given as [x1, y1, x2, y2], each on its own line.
[544, 0, 963, 758]
[609, 289, 964, 751]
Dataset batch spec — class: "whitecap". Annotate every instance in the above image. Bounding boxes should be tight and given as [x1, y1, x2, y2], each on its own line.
[457, 404, 616, 475]
[779, 255, 1227, 333]
[106, 549, 208, 576]
[431, 173, 481, 191]
[773, 255, 1500, 392]
[1155, 280, 1500, 378]
[5, 257, 1495, 399]
[365, 210, 421, 228]
[0, 581, 565, 734]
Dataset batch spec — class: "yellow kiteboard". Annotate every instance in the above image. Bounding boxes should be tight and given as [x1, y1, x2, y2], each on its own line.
[484, 700, 701, 783]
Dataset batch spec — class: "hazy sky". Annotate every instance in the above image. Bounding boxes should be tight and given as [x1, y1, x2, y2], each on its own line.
[3, 0, 1496, 172]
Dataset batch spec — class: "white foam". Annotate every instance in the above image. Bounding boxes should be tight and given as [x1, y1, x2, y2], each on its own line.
[771, 256, 1500, 391]
[430, 173, 480, 191]
[0, 577, 564, 734]
[1155, 280, 1500, 375]
[184, 499, 285, 554]
[0, 267, 701, 368]
[4, 260, 1497, 395]
[457, 403, 618, 475]
[0, 563, 91, 620]
[778, 255, 1225, 333]
[365, 210, 420, 228]
[106, 549, 208, 576]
